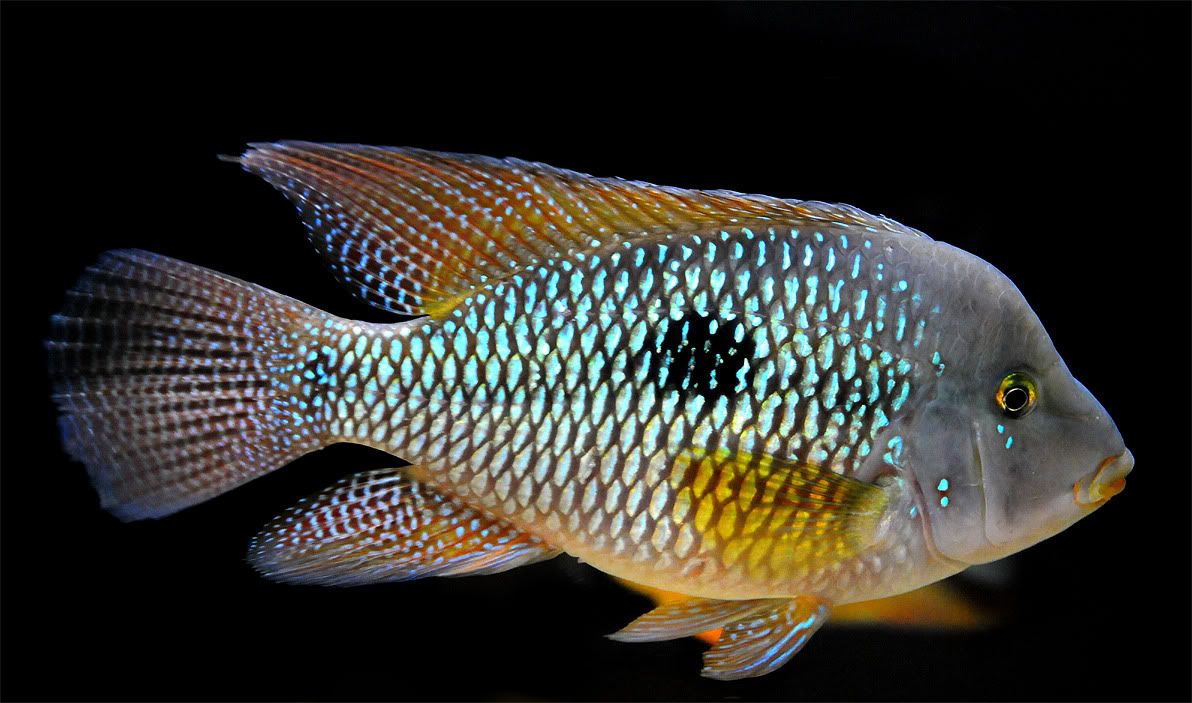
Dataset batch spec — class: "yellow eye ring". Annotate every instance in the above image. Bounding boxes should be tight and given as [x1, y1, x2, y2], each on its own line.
[996, 372, 1037, 418]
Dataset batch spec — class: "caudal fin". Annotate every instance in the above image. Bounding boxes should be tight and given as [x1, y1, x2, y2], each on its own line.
[48, 250, 334, 521]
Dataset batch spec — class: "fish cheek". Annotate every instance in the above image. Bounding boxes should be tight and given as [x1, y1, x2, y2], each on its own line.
[980, 459, 1030, 544]
[912, 406, 988, 563]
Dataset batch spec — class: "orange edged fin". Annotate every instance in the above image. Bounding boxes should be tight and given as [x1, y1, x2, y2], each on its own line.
[609, 578, 722, 644]
[250, 467, 560, 586]
[235, 142, 927, 319]
[48, 250, 334, 520]
[702, 596, 831, 680]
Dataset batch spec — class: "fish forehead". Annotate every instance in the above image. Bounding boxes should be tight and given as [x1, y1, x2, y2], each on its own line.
[333, 223, 957, 599]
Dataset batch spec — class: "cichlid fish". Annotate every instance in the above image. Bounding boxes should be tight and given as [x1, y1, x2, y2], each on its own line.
[48, 143, 1133, 679]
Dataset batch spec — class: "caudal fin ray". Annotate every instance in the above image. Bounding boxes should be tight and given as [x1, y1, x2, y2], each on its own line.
[48, 249, 334, 521]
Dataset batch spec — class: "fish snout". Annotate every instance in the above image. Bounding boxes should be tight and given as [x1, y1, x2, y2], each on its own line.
[1073, 449, 1133, 508]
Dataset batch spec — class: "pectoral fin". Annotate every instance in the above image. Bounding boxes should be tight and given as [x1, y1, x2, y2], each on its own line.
[672, 449, 889, 564]
[250, 467, 559, 586]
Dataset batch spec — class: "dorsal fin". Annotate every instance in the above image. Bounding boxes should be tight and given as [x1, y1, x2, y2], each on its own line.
[236, 142, 927, 318]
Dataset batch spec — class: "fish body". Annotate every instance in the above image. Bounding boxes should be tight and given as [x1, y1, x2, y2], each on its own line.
[48, 143, 1132, 679]
[261, 223, 955, 604]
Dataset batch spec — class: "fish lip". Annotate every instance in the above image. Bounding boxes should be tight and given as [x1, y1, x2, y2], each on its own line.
[1073, 449, 1133, 507]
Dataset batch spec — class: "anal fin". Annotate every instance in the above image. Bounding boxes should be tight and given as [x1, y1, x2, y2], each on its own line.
[250, 468, 560, 586]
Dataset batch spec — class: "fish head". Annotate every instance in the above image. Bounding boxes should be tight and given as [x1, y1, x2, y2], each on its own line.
[908, 246, 1132, 566]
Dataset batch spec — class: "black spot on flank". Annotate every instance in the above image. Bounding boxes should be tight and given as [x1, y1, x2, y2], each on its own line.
[652, 313, 755, 400]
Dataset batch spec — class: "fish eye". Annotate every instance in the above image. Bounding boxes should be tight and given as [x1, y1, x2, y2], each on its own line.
[996, 372, 1037, 418]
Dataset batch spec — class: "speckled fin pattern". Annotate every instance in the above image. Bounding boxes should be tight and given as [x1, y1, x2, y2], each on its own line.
[702, 596, 830, 680]
[610, 594, 830, 679]
[251, 467, 560, 586]
[47, 250, 334, 520]
[235, 142, 928, 317]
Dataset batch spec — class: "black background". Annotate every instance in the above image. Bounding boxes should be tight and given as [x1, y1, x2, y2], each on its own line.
[3, 2, 1189, 701]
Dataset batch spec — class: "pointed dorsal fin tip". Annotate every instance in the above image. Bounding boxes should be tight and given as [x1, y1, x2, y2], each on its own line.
[239, 142, 931, 319]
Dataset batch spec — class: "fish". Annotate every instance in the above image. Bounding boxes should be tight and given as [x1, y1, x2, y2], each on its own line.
[47, 142, 1133, 680]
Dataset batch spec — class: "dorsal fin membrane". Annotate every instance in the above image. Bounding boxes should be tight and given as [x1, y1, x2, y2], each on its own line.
[237, 142, 927, 318]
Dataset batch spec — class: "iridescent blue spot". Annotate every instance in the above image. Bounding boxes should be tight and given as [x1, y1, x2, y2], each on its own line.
[855, 289, 868, 319]
[1005, 436, 1014, 449]
[735, 270, 751, 296]
[640, 268, 655, 297]
[709, 269, 726, 296]
[830, 279, 845, 313]
[937, 478, 949, 491]
[804, 275, 818, 306]
[940, 496, 950, 508]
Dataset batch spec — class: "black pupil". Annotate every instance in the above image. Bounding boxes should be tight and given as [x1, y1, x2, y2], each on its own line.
[1004, 386, 1029, 412]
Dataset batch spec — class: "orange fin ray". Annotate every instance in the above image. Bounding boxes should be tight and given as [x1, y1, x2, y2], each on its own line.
[250, 468, 560, 586]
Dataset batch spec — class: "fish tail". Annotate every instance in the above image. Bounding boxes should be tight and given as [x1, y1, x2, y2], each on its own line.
[48, 250, 336, 521]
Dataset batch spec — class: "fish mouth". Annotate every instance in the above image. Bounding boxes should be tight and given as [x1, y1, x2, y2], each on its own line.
[1073, 449, 1133, 508]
